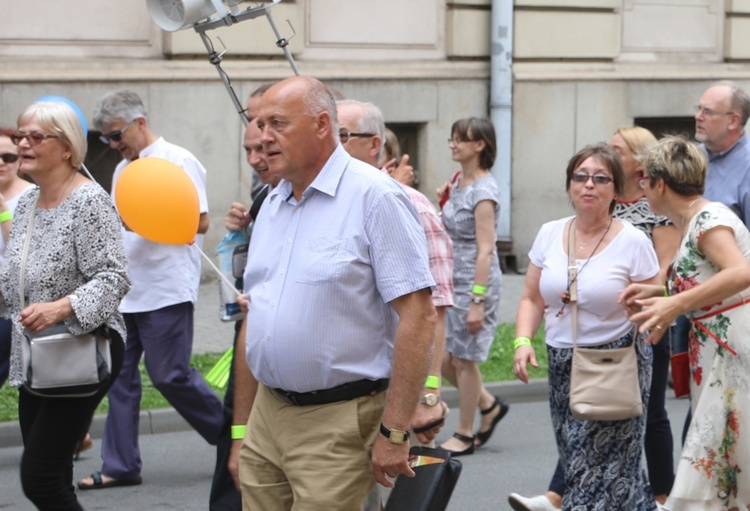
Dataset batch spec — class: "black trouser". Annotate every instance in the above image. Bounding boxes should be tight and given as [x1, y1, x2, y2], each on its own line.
[19, 331, 124, 511]
[0, 317, 12, 385]
[209, 320, 242, 511]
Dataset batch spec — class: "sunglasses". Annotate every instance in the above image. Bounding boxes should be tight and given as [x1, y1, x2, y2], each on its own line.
[0, 153, 19, 164]
[100, 119, 137, 144]
[10, 131, 59, 147]
[571, 172, 613, 185]
[339, 129, 375, 144]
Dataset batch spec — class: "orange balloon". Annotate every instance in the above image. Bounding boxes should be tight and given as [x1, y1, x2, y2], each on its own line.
[114, 157, 200, 245]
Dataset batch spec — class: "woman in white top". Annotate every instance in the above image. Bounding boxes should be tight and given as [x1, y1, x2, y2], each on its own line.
[0, 128, 34, 386]
[513, 143, 660, 510]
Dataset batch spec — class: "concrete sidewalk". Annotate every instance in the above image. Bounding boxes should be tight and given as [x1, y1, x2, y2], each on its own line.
[0, 273, 532, 448]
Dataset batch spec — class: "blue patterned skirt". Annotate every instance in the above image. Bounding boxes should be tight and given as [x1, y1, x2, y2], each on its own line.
[548, 332, 657, 511]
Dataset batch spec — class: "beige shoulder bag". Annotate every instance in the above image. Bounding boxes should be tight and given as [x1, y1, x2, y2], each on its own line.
[567, 220, 644, 421]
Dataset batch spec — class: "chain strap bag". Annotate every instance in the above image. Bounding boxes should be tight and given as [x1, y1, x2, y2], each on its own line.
[19, 196, 112, 398]
[566, 222, 644, 421]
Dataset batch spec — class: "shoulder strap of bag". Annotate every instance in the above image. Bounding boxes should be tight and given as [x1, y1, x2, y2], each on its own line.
[248, 184, 270, 222]
[18, 195, 40, 311]
[568, 217, 639, 350]
[567, 219, 578, 348]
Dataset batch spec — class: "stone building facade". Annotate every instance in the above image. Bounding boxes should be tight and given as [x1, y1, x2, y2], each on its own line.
[1, 0, 748, 271]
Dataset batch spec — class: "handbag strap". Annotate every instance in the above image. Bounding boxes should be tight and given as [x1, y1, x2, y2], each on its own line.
[567, 219, 579, 348]
[567, 218, 638, 350]
[18, 194, 40, 311]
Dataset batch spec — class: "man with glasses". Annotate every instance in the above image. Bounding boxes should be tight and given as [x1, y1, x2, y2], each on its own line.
[78, 90, 224, 491]
[695, 81, 750, 227]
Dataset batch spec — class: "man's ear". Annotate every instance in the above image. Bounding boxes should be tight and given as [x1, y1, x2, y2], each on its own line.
[371, 135, 383, 161]
[316, 111, 332, 139]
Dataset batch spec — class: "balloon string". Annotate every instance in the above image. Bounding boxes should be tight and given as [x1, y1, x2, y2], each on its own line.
[192, 244, 243, 298]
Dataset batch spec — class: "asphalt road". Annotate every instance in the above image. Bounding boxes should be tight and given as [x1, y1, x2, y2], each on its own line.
[0, 395, 690, 510]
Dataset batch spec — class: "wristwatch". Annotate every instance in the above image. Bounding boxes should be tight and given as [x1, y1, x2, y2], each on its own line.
[379, 423, 410, 444]
[471, 295, 485, 304]
[419, 393, 440, 407]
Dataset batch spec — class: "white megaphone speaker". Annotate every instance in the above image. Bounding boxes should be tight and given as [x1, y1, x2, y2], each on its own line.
[147, 0, 237, 31]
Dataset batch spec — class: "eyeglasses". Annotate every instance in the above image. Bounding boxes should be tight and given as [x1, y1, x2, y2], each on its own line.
[637, 176, 650, 189]
[100, 119, 137, 144]
[0, 153, 19, 164]
[571, 172, 613, 185]
[10, 131, 59, 146]
[448, 138, 475, 145]
[339, 129, 375, 144]
[694, 105, 735, 117]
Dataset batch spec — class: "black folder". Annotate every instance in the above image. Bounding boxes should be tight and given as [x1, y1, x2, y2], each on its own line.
[385, 446, 462, 511]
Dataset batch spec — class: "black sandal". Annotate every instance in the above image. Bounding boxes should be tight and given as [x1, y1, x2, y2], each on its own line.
[442, 432, 475, 457]
[475, 397, 510, 447]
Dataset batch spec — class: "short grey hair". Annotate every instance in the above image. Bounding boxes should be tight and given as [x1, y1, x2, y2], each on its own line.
[336, 99, 385, 160]
[92, 90, 149, 131]
[715, 80, 750, 127]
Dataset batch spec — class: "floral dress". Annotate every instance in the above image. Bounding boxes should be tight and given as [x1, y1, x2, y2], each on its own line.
[665, 203, 750, 511]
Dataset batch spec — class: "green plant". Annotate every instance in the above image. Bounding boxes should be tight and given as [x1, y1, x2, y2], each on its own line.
[0, 352, 227, 422]
[478, 322, 548, 382]
[0, 324, 549, 423]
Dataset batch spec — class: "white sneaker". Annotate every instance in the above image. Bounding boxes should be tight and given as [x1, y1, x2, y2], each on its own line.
[508, 493, 558, 511]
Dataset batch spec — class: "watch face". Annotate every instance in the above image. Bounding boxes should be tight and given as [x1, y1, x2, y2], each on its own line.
[422, 393, 439, 406]
[390, 429, 407, 444]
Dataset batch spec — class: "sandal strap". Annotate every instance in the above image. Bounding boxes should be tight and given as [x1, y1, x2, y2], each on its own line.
[480, 397, 500, 416]
[413, 417, 445, 435]
[91, 472, 103, 485]
[452, 432, 475, 443]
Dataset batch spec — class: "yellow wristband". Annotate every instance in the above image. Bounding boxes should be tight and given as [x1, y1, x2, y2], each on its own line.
[231, 425, 247, 440]
[513, 337, 532, 350]
[0, 210, 12, 223]
[425, 375, 440, 389]
[472, 284, 487, 296]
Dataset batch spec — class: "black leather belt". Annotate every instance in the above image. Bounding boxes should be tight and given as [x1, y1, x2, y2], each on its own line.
[272, 378, 389, 406]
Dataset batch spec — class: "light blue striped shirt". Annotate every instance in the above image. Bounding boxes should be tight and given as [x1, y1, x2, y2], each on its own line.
[243, 145, 435, 392]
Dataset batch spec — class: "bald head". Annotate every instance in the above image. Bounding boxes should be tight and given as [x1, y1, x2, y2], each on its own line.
[695, 82, 750, 153]
[256, 76, 339, 198]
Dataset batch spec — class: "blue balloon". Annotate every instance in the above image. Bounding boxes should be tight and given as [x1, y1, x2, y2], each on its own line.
[35, 95, 88, 134]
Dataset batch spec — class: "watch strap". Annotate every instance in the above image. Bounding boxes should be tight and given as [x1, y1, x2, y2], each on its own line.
[379, 423, 410, 444]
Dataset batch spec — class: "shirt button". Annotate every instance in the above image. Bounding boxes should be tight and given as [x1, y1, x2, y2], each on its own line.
[287, 238, 292, 243]
[279, 269, 285, 275]
[269, 365, 275, 372]
[270, 301, 276, 307]
[265, 334, 271, 340]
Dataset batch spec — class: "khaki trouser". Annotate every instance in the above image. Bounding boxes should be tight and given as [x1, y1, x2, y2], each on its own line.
[239, 384, 386, 511]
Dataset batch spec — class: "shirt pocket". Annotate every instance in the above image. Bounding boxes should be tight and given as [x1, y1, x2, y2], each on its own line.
[295, 237, 349, 285]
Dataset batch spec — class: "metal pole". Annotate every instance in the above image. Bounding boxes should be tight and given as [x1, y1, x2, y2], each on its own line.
[198, 31, 250, 126]
[264, 11, 300, 76]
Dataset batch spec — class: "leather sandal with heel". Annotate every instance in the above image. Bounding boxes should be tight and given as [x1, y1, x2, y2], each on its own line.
[475, 396, 509, 448]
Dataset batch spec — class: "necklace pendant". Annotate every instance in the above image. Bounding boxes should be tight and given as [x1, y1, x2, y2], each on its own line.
[561, 291, 571, 304]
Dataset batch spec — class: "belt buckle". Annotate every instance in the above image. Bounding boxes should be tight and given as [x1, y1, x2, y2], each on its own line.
[287, 393, 302, 406]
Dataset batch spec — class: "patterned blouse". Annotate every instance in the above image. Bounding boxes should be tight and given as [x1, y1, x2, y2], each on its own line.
[0, 183, 130, 387]
[614, 196, 670, 241]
